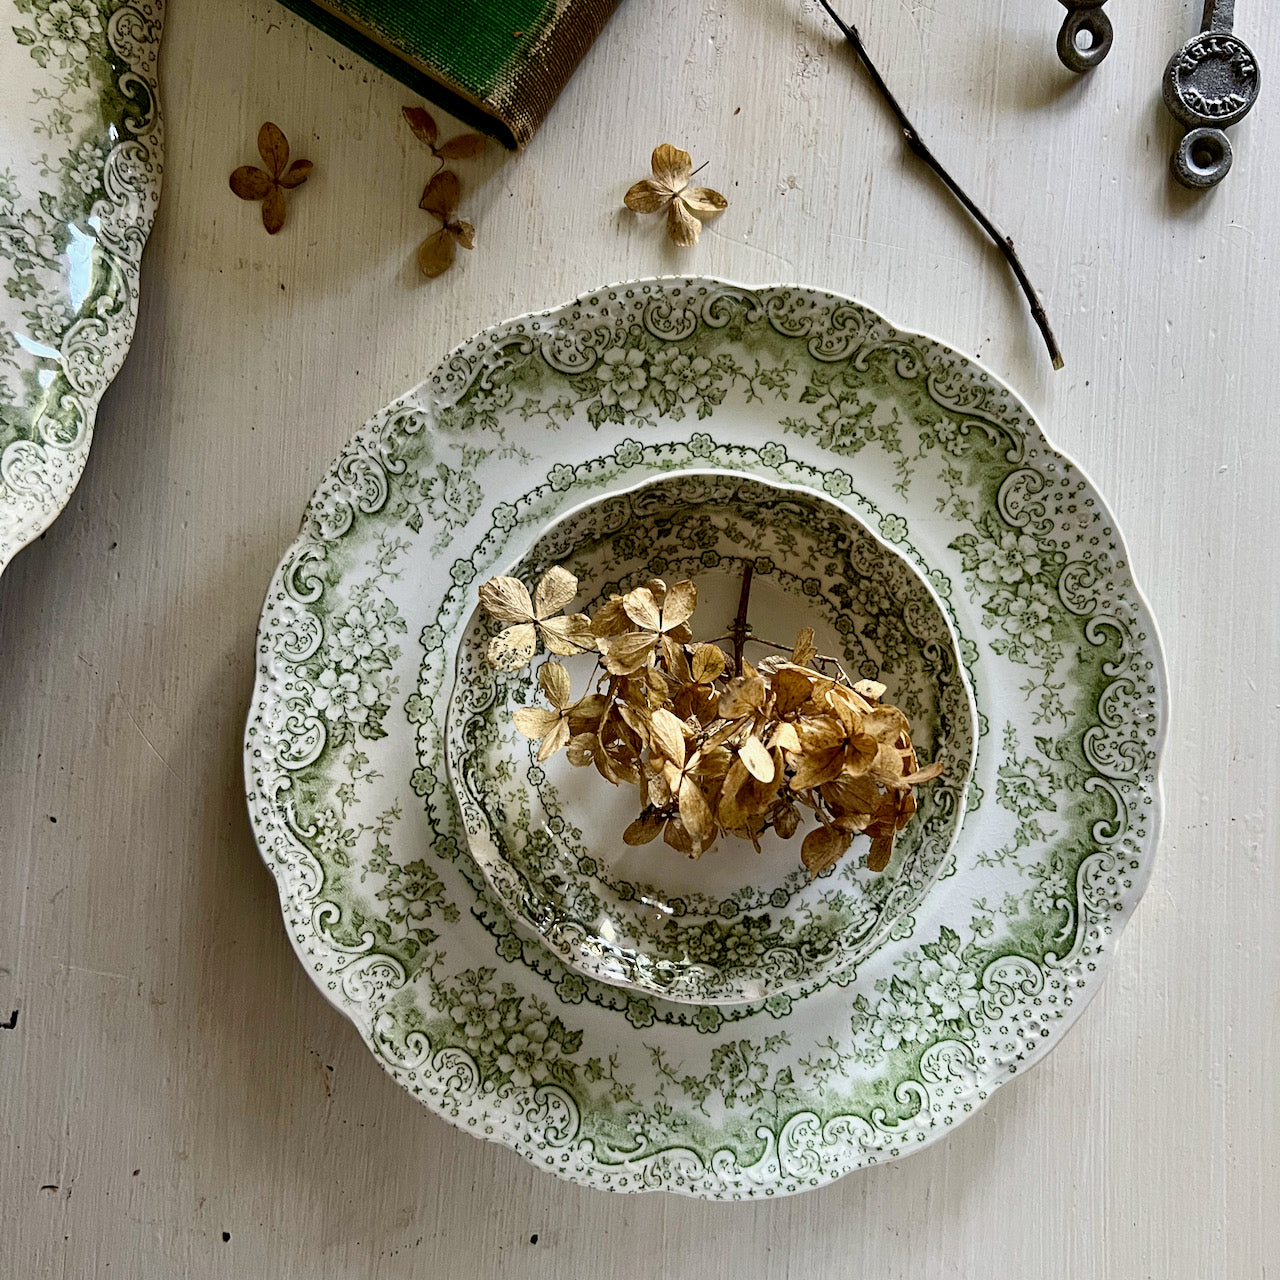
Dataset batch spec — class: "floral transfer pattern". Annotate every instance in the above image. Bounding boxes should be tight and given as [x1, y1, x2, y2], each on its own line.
[244, 279, 1167, 1199]
[0, 0, 164, 574]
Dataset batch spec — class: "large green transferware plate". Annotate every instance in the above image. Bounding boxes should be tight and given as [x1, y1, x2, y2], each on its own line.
[245, 278, 1167, 1198]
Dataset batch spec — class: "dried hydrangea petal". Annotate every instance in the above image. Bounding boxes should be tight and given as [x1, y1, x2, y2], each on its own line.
[512, 706, 561, 739]
[801, 825, 852, 878]
[667, 197, 701, 248]
[486, 622, 537, 671]
[622, 586, 662, 631]
[661, 580, 697, 628]
[681, 186, 727, 213]
[478, 576, 535, 625]
[624, 179, 669, 213]
[650, 143, 693, 192]
[536, 659, 572, 708]
[539, 613, 594, 656]
[533, 566, 578, 619]
[623, 811, 666, 846]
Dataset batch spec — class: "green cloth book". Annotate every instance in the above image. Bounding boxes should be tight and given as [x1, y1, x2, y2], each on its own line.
[277, 0, 620, 148]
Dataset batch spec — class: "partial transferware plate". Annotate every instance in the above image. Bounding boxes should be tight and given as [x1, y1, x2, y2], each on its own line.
[245, 278, 1168, 1198]
[0, 0, 163, 577]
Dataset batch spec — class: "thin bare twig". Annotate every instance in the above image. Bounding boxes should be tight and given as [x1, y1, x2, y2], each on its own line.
[730, 563, 754, 675]
[816, 0, 1064, 371]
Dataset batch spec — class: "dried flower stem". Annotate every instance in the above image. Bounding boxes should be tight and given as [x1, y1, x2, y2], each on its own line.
[816, 0, 1064, 371]
[730, 563, 755, 675]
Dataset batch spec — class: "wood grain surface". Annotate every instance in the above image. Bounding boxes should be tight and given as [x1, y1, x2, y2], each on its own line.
[2, 1, 1277, 1275]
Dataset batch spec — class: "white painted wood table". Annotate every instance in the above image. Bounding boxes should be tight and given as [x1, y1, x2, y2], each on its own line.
[3, 0, 1278, 1274]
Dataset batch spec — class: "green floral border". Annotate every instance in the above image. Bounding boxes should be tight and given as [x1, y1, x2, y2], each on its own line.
[244, 279, 1166, 1198]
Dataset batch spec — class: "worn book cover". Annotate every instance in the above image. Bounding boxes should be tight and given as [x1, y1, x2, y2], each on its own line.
[276, 0, 620, 148]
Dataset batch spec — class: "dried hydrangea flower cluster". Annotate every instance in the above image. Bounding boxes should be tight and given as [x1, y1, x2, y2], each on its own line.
[478, 566, 943, 877]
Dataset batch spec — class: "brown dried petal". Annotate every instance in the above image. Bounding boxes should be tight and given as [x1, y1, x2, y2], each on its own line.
[718, 676, 766, 719]
[536, 660, 572, 709]
[681, 186, 727, 213]
[621, 586, 661, 631]
[740, 735, 774, 783]
[566, 733, 598, 767]
[831, 683, 874, 716]
[436, 133, 487, 160]
[659, 634, 686, 675]
[791, 628, 818, 668]
[863, 705, 911, 744]
[869, 741, 905, 786]
[773, 665, 814, 716]
[258, 122, 289, 177]
[895, 789, 917, 829]
[450, 220, 476, 250]
[590, 598, 631, 638]
[823, 771, 881, 816]
[663, 816, 696, 858]
[512, 706, 561, 740]
[539, 613, 594, 656]
[599, 631, 657, 676]
[478, 576, 534, 624]
[418, 227, 457, 277]
[691, 643, 726, 683]
[796, 716, 846, 754]
[624, 812, 666, 846]
[536, 716, 572, 762]
[647, 708, 687, 768]
[772, 801, 801, 840]
[486, 622, 537, 671]
[664, 642, 693, 685]
[853, 678, 887, 703]
[767, 721, 801, 754]
[420, 169, 460, 218]
[402, 105, 439, 146]
[650, 143, 692, 192]
[694, 743, 733, 781]
[624, 179, 669, 213]
[261, 186, 286, 234]
[661, 580, 697, 629]
[867, 832, 896, 873]
[788, 746, 846, 792]
[533, 565, 578, 618]
[230, 166, 273, 200]
[801, 825, 852, 878]
[677, 778, 716, 845]
[666, 197, 701, 247]
[716, 757, 751, 828]
[644, 767, 673, 809]
[831, 809, 873, 834]
[842, 733, 879, 776]
[896, 759, 946, 790]
[278, 159, 313, 189]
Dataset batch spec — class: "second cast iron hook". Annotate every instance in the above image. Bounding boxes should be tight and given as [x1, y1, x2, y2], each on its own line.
[1057, 0, 1113, 73]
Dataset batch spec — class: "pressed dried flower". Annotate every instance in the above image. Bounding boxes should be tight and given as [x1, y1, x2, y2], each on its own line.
[478, 566, 594, 670]
[402, 105, 487, 163]
[418, 170, 477, 278]
[512, 661, 578, 762]
[624, 144, 728, 247]
[478, 562, 942, 875]
[595, 579, 697, 675]
[402, 106, 485, 278]
[230, 122, 312, 234]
